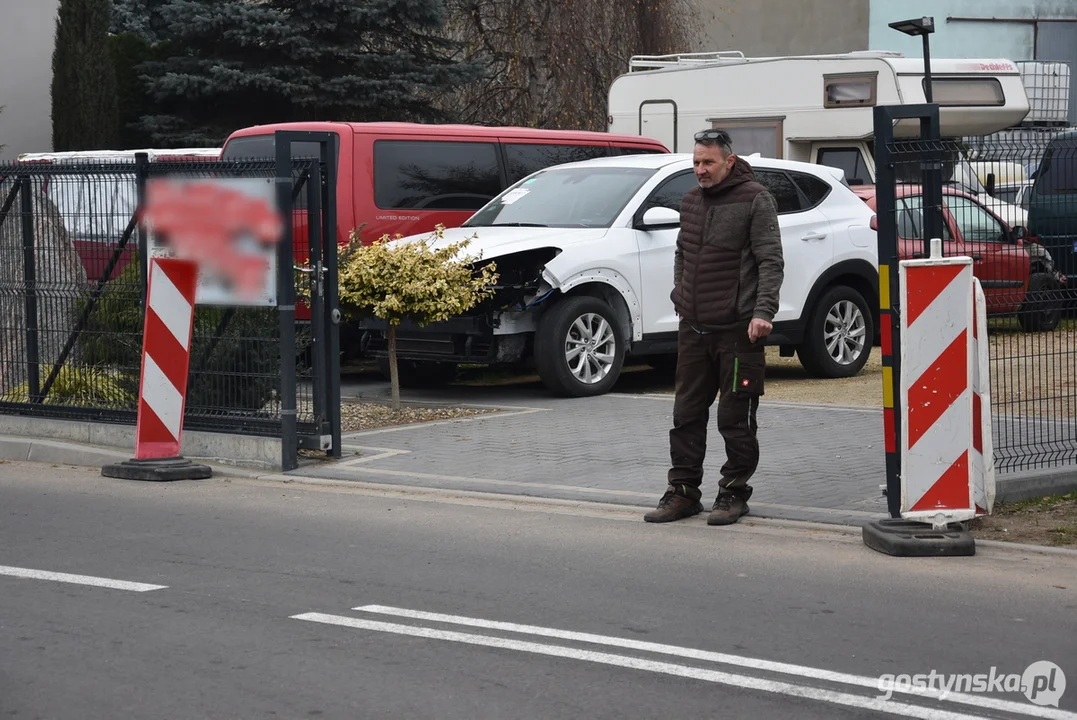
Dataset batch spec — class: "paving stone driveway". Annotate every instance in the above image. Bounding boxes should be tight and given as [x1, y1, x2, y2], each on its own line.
[295, 379, 893, 525]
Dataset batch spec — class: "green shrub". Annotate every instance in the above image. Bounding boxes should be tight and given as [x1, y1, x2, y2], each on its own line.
[77, 254, 287, 413]
[2, 365, 135, 408]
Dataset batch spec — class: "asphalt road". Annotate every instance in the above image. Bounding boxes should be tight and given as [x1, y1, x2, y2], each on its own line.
[2, 461, 1076, 720]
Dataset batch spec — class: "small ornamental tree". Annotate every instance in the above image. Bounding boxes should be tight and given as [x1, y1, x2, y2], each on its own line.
[334, 226, 498, 411]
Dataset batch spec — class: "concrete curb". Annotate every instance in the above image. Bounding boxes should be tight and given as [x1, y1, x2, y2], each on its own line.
[0, 416, 282, 471]
[4, 435, 1076, 558]
[0, 436, 131, 468]
[993, 466, 1077, 505]
[224, 472, 1077, 557]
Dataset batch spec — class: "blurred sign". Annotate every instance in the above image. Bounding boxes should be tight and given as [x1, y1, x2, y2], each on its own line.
[143, 177, 282, 307]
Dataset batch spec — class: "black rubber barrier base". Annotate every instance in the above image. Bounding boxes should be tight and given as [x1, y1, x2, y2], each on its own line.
[862, 518, 976, 557]
[101, 457, 213, 482]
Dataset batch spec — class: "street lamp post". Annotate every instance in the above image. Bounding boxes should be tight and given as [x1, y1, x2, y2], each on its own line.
[888, 16, 941, 260]
[889, 16, 935, 102]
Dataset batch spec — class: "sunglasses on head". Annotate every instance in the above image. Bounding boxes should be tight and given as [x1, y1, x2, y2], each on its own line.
[694, 130, 732, 144]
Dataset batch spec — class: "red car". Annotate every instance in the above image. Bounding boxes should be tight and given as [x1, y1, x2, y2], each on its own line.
[857, 184, 1064, 330]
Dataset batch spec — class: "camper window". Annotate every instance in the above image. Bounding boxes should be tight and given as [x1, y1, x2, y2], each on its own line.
[707, 118, 783, 159]
[923, 78, 1005, 107]
[824, 73, 877, 108]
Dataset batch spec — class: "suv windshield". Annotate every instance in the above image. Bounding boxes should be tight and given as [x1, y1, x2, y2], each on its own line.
[464, 166, 657, 229]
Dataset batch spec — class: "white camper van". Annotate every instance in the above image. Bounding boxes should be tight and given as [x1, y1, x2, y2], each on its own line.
[608, 51, 1030, 186]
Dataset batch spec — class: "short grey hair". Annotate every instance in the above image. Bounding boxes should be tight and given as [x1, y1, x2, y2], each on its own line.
[694, 129, 733, 157]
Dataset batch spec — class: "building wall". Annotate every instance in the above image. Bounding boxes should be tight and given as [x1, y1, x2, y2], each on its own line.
[868, 0, 1074, 61]
[692, 0, 869, 56]
[869, 0, 1077, 123]
[0, 0, 60, 161]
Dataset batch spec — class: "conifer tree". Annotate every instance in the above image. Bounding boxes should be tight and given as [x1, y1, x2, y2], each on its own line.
[128, 0, 485, 147]
[51, 0, 122, 151]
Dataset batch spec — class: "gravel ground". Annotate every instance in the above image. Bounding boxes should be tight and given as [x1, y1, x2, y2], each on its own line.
[339, 401, 496, 432]
[988, 326, 1077, 419]
[969, 491, 1077, 547]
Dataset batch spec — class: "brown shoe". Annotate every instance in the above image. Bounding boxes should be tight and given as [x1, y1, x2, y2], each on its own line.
[644, 490, 703, 523]
[707, 492, 749, 525]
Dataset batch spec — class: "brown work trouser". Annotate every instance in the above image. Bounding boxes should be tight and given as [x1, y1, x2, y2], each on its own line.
[666, 320, 765, 503]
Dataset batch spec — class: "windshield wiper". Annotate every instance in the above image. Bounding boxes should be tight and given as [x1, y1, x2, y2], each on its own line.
[489, 222, 549, 227]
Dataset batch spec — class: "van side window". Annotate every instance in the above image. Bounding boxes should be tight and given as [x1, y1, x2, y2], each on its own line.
[504, 144, 610, 184]
[374, 140, 501, 210]
[817, 148, 871, 186]
[754, 170, 803, 214]
[1035, 146, 1077, 195]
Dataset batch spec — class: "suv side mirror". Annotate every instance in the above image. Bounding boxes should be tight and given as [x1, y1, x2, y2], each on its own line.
[637, 206, 681, 230]
[985, 172, 996, 197]
[1012, 225, 1028, 241]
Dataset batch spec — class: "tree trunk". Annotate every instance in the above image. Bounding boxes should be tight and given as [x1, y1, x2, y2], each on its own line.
[387, 324, 401, 412]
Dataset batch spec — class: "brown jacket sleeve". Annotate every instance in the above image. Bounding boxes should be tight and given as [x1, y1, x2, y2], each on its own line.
[673, 195, 687, 287]
[748, 190, 784, 322]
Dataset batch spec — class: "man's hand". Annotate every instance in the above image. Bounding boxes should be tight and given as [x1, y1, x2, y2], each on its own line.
[748, 318, 773, 343]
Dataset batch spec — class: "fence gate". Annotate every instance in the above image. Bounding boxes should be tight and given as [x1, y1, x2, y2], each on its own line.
[0, 135, 341, 472]
[273, 131, 342, 470]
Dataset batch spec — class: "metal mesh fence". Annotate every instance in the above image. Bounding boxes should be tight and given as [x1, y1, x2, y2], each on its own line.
[0, 157, 321, 439]
[881, 129, 1077, 473]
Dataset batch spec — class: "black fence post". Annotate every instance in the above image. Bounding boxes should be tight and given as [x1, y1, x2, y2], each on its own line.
[322, 133, 341, 458]
[275, 134, 299, 472]
[873, 107, 902, 519]
[19, 175, 41, 403]
[919, 115, 945, 258]
[135, 152, 149, 309]
[306, 165, 327, 441]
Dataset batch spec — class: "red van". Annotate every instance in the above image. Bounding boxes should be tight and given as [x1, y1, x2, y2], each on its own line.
[219, 121, 670, 248]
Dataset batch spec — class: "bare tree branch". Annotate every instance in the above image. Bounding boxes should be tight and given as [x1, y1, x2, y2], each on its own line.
[433, 0, 696, 131]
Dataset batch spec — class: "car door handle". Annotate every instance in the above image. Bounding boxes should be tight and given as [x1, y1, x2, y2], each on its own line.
[801, 232, 827, 241]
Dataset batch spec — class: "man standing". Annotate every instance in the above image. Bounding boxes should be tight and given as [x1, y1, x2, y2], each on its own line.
[645, 129, 784, 526]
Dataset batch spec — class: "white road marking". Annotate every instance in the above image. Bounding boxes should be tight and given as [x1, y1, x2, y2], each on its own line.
[353, 605, 1076, 720]
[0, 564, 167, 592]
[291, 612, 1002, 720]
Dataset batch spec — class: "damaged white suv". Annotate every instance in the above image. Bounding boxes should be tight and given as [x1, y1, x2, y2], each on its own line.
[361, 152, 879, 397]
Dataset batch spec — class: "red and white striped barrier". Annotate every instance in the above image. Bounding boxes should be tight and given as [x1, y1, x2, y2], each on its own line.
[971, 277, 996, 515]
[134, 257, 198, 460]
[898, 240, 977, 526]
